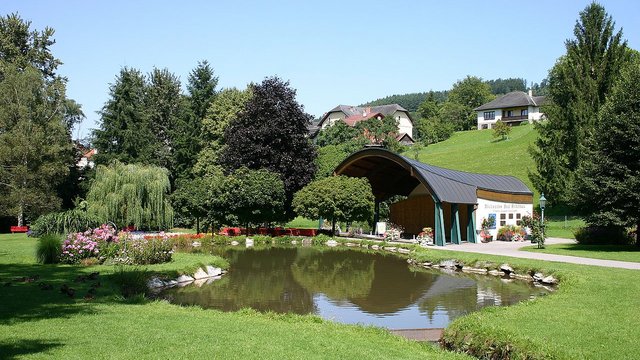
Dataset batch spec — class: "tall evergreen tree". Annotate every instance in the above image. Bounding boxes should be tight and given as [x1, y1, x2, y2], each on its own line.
[187, 60, 218, 121]
[93, 67, 157, 165]
[529, 2, 630, 204]
[146, 67, 182, 173]
[220, 77, 316, 219]
[572, 61, 640, 244]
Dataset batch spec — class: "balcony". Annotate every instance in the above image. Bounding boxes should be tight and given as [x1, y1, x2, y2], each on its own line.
[501, 115, 528, 122]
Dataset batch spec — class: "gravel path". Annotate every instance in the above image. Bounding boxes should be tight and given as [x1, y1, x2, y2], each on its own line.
[429, 237, 640, 270]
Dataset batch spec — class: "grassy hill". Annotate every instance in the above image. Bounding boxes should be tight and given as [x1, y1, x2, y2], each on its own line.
[405, 124, 540, 204]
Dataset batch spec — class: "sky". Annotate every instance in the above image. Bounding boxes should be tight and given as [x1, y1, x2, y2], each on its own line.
[2, 0, 640, 139]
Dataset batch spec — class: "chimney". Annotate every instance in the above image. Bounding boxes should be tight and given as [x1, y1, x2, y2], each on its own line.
[528, 89, 533, 97]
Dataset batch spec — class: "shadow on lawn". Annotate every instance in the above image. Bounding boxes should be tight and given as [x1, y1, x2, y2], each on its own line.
[561, 244, 640, 253]
[0, 263, 151, 325]
[0, 339, 63, 359]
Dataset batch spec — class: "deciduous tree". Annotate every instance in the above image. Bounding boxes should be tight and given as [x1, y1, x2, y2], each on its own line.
[220, 77, 316, 219]
[293, 176, 374, 234]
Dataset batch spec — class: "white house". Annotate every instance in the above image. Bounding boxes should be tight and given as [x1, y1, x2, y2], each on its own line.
[315, 104, 414, 142]
[475, 90, 546, 130]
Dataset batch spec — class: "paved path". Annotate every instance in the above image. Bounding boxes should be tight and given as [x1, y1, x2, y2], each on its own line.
[429, 237, 640, 270]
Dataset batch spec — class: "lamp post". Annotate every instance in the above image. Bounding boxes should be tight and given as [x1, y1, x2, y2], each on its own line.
[539, 193, 546, 248]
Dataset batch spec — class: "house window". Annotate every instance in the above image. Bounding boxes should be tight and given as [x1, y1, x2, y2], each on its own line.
[500, 214, 506, 220]
[521, 109, 528, 116]
[481, 124, 488, 129]
[483, 111, 495, 120]
[516, 213, 521, 220]
[500, 221, 506, 226]
[506, 110, 513, 117]
[508, 213, 514, 219]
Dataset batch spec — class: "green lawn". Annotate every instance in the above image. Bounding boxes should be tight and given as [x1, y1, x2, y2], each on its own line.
[0, 234, 466, 360]
[285, 216, 318, 229]
[545, 217, 585, 239]
[522, 243, 640, 263]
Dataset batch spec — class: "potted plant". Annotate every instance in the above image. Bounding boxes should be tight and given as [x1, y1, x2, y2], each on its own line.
[480, 217, 495, 242]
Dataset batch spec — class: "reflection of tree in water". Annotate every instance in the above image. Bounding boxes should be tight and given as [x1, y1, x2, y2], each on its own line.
[291, 248, 375, 299]
[349, 254, 436, 315]
[168, 247, 315, 314]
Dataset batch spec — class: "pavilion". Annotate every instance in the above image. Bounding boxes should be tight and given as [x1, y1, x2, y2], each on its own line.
[334, 148, 534, 245]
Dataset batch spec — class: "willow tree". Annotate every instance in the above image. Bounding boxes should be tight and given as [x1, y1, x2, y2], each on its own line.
[87, 161, 174, 230]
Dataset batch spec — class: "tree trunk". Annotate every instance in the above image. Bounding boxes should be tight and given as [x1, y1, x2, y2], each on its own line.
[332, 219, 336, 235]
[196, 217, 200, 235]
[17, 201, 23, 227]
[636, 221, 640, 248]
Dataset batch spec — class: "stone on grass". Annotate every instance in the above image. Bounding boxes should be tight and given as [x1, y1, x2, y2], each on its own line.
[147, 277, 164, 289]
[384, 247, 397, 252]
[230, 240, 240, 246]
[176, 274, 195, 284]
[326, 240, 338, 247]
[192, 241, 201, 248]
[193, 268, 209, 280]
[542, 276, 558, 285]
[291, 240, 298, 245]
[439, 260, 458, 269]
[206, 266, 223, 277]
[488, 270, 505, 276]
[500, 264, 514, 274]
[246, 238, 254, 247]
[533, 272, 544, 282]
[371, 245, 379, 250]
[398, 248, 411, 254]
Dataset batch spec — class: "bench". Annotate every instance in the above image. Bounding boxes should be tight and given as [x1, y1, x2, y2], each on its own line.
[10, 226, 29, 233]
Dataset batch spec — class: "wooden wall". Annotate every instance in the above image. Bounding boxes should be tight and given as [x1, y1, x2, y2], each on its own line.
[477, 189, 533, 204]
[390, 196, 470, 241]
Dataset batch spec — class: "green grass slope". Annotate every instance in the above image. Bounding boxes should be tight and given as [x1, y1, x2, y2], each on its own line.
[408, 124, 538, 203]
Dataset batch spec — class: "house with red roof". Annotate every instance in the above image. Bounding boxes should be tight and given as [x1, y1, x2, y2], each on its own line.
[314, 104, 414, 144]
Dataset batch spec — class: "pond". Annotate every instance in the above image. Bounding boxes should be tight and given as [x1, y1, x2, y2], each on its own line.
[162, 247, 550, 329]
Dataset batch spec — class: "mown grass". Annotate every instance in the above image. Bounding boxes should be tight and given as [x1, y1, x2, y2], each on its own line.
[0, 233, 467, 359]
[522, 243, 640, 263]
[544, 217, 584, 239]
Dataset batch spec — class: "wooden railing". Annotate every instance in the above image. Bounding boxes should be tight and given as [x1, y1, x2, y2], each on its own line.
[502, 115, 528, 121]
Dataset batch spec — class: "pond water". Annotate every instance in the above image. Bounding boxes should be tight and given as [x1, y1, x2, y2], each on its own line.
[163, 247, 550, 329]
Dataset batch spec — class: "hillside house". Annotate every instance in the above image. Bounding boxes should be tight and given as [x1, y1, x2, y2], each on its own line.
[315, 104, 414, 143]
[474, 91, 546, 129]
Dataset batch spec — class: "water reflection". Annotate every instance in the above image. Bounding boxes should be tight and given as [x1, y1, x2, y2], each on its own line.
[164, 247, 549, 329]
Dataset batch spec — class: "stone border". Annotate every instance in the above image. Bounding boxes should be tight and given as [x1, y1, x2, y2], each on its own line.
[147, 265, 227, 292]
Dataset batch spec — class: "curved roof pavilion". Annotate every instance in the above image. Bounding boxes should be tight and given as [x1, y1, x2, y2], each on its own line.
[334, 148, 533, 246]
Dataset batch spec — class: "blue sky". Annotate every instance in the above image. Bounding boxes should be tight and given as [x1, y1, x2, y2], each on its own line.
[2, 0, 639, 138]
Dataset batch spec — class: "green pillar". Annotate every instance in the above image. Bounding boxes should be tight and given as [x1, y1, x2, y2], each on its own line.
[434, 201, 446, 246]
[467, 204, 477, 243]
[450, 204, 461, 244]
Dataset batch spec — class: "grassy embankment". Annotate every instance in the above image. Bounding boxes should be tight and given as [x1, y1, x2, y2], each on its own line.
[0, 234, 467, 360]
[522, 243, 640, 263]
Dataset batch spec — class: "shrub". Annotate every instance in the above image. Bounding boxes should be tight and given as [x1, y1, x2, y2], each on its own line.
[122, 234, 173, 265]
[497, 225, 523, 241]
[111, 266, 149, 298]
[36, 234, 62, 264]
[30, 209, 103, 237]
[61, 231, 100, 264]
[575, 226, 632, 245]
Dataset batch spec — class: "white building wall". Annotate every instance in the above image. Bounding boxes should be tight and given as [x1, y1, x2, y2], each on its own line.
[394, 111, 413, 137]
[321, 111, 346, 129]
[475, 198, 533, 238]
[477, 109, 502, 129]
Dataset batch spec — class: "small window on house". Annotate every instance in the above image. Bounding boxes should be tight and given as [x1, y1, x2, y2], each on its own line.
[483, 111, 495, 120]
[521, 109, 528, 116]
[508, 213, 514, 219]
[500, 214, 506, 220]
[506, 110, 513, 117]
[516, 213, 521, 220]
[482, 124, 488, 129]
[500, 221, 506, 226]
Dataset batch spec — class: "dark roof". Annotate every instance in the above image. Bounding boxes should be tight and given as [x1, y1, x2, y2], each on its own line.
[335, 148, 532, 204]
[474, 91, 546, 111]
[318, 104, 413, 128]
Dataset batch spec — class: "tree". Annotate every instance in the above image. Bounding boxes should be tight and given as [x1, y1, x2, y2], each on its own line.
[195, 87, 251, 176]
[93, 68, 157, 166]
[448, 75, 494, 109]
[0, 65, 75, 226]
[220, 77, 316, 219]
[315, 144, 351, 180]
[529, 3, 630, 204]
[355, 115, 402, 152]
[0, 14, 80, 226]
[572, 61, 640, 245]
[222, 167, 285, 229]
[172, 177, 213, 233]
[492, 121, 511, 141]
[187, 60, 218, 121]
[485, 78, 527, 95]
[293, 176, 374, 234]
[86, 161, 173, 230]
[0, 13, 61, 79]
[146, 67, 182, 173]
[436, 101, 474, 131]
[315, 120, 360, 147]
[415, 117, 455, 145]
[417, 91, 440, 120]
